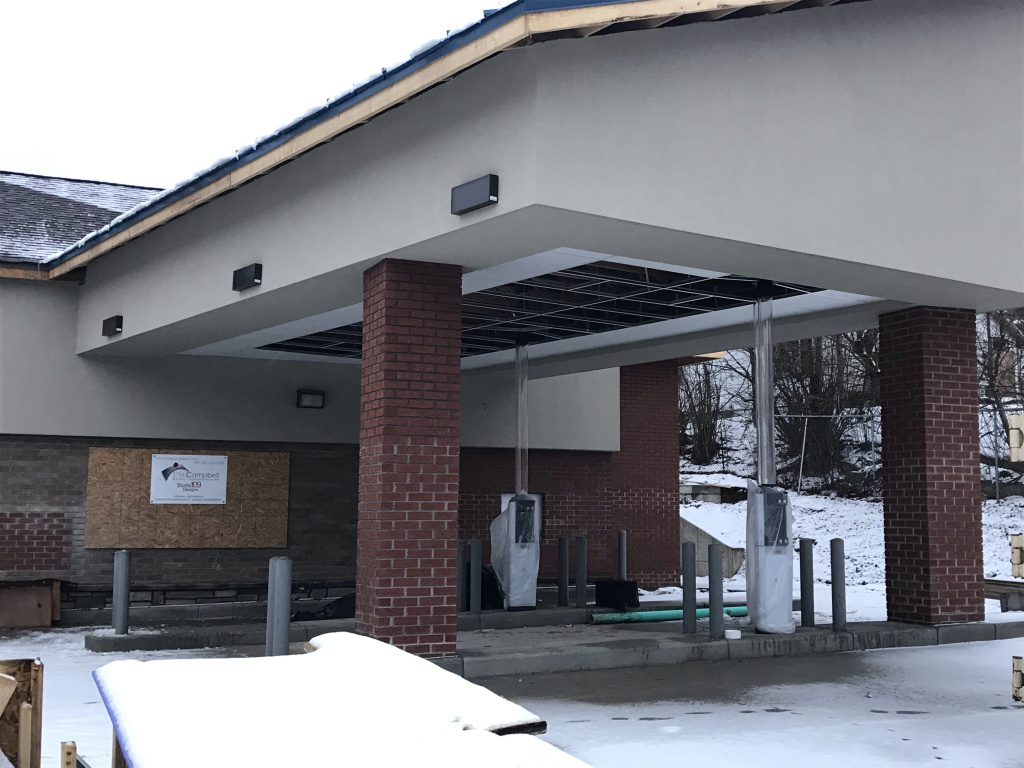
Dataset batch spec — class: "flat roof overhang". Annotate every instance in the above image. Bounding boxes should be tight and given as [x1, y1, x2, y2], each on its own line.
[180, 243, 895, 379]
[261, 260, 818, 361]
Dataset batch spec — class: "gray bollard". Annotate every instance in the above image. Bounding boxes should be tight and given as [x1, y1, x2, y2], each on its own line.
[557, 537, 570, 607]
[265, 556, 293, 657]
[831, 538, 847, 632]
[682, 541, 697, 634]
[575, 536, 588, 608]
[708, 542, 724, 640]
[469, 539, 482, 614]
[799, 538, 815, 628]
[456, 540, 468, 612]
[112, 549, 130, 636]
[618, 530, 628, 581]
[265, 558, 279, 656]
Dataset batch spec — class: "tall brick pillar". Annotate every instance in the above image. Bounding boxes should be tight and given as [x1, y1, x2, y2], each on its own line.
[609, 361, 681, 587]
[356, 259, 462, 656]
[879, 307, 983, 625]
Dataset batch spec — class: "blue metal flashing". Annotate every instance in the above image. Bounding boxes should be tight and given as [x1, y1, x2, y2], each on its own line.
[43, 0, 675, 269]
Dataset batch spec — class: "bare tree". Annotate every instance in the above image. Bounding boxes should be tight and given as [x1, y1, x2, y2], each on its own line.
[679, 362, 724, 466]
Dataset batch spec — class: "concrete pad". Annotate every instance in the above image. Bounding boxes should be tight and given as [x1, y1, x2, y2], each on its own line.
[994, 621, 1024, 640]
[936, 622, 996, 644]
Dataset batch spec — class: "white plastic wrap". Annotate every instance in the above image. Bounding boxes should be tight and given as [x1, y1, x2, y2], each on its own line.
[490, 494, 541, 609]
[746, 480, 796, 634]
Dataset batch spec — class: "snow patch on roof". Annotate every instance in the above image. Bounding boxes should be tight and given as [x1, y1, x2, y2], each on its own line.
[0, 171, 158, 213]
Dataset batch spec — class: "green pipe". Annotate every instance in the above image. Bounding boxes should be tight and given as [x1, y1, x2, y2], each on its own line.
[591, 606, 748, 624]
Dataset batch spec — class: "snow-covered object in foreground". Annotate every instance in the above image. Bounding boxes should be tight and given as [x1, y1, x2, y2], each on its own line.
[746, 480, 796, 634]
[94, 631, 589, 768]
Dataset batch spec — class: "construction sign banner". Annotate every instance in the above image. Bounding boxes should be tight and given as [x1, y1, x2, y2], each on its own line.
[150, 454, 228, 504]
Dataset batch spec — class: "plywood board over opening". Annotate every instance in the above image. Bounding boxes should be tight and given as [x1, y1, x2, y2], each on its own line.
[0, 659, 42, 768]
[84, 448, 289, 549]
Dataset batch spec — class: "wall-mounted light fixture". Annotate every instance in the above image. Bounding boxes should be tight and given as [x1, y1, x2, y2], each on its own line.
[451, 174, 499, 215]
[102, 315, 123, 337]
[232, 263, 263, 292]
[296, 390, 326, 409]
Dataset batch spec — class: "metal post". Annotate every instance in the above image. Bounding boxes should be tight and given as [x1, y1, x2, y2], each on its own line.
[754, 294, 777, 487]
[682, 541, 697, 634]
[994, 409, 1002, 501]
[456, 540, 467, 612]
[708, 542, 724, 640]
[557, 537, 570, 606]
[830, 538, 846, 632]
[799, 538, 815, 628]
[265, 558, 277, 656]
[796, 417, 809, 492]
[469, 539, 482, 614]
[575, 536, 588, 608]
[266, 556, 292, 657]
[112, 549, 130, 636]
[617, 529, 628, 581]
[514, 343, 529, 496]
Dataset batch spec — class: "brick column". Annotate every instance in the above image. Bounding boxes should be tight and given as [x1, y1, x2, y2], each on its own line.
[608, 361, 681, 587]
[879, 306, 983, 625]
[356, 259, 462, 656]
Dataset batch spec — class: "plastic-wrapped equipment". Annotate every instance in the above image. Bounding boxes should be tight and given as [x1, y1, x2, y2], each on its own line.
[746, 479, 796, 634]
[490, 493, 541, 609]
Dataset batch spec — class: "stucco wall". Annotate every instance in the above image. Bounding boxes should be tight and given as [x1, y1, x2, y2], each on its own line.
[535, 0, 1024, 299]
[0, 280, 619, 449]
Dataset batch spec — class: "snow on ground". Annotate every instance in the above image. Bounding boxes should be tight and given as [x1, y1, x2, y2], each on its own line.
[677, 485, 1023, 589]
[652, 485, 1024, 624]
[0, 630, 256, 768]
[492, 638, 1024, 768]
[679, 472, 750, 489]
[678, 503, 747, 549]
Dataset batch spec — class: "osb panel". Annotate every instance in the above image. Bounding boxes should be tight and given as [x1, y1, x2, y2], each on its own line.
[84, 448, 289, 549]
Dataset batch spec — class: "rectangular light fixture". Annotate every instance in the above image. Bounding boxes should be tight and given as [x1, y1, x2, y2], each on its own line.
[102, 315, 123, 337]
[232, 263, 263, 291]
[451, 174, 498, 216]
[296, 390, 326, 409]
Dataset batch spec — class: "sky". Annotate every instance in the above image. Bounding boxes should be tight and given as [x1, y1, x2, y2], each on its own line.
[2, 0, 499, 189]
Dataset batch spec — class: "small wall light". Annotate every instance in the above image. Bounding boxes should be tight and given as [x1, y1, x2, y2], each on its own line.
[451, 174, 499, 215]
[232, 263, 263, 292]
[102, 315, 123, 337]
[296, 390, 326, 409]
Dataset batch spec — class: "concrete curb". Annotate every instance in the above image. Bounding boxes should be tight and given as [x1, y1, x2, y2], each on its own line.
[461, 620, 1024, 679]
[82, 618, 1024, 679]
[84, 618, 356, 653]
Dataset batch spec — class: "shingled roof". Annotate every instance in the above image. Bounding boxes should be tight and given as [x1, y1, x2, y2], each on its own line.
[0, 171, 159, 264]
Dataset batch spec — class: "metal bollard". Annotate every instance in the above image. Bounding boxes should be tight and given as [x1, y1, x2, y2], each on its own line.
[557, 537, 570, 607]
[456, 540, 468, 612]
[831, 538, 847, 632]
[575, 536, 588, 608]
[618, 530, 628, 581]
[682, 541, 697, 634]
[469, 539, 482, 614]
[265, 556, 293, 657]
[708, 542, 725, 640]
[112, 549, 130, 636]
[799, 538, 815, 628]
